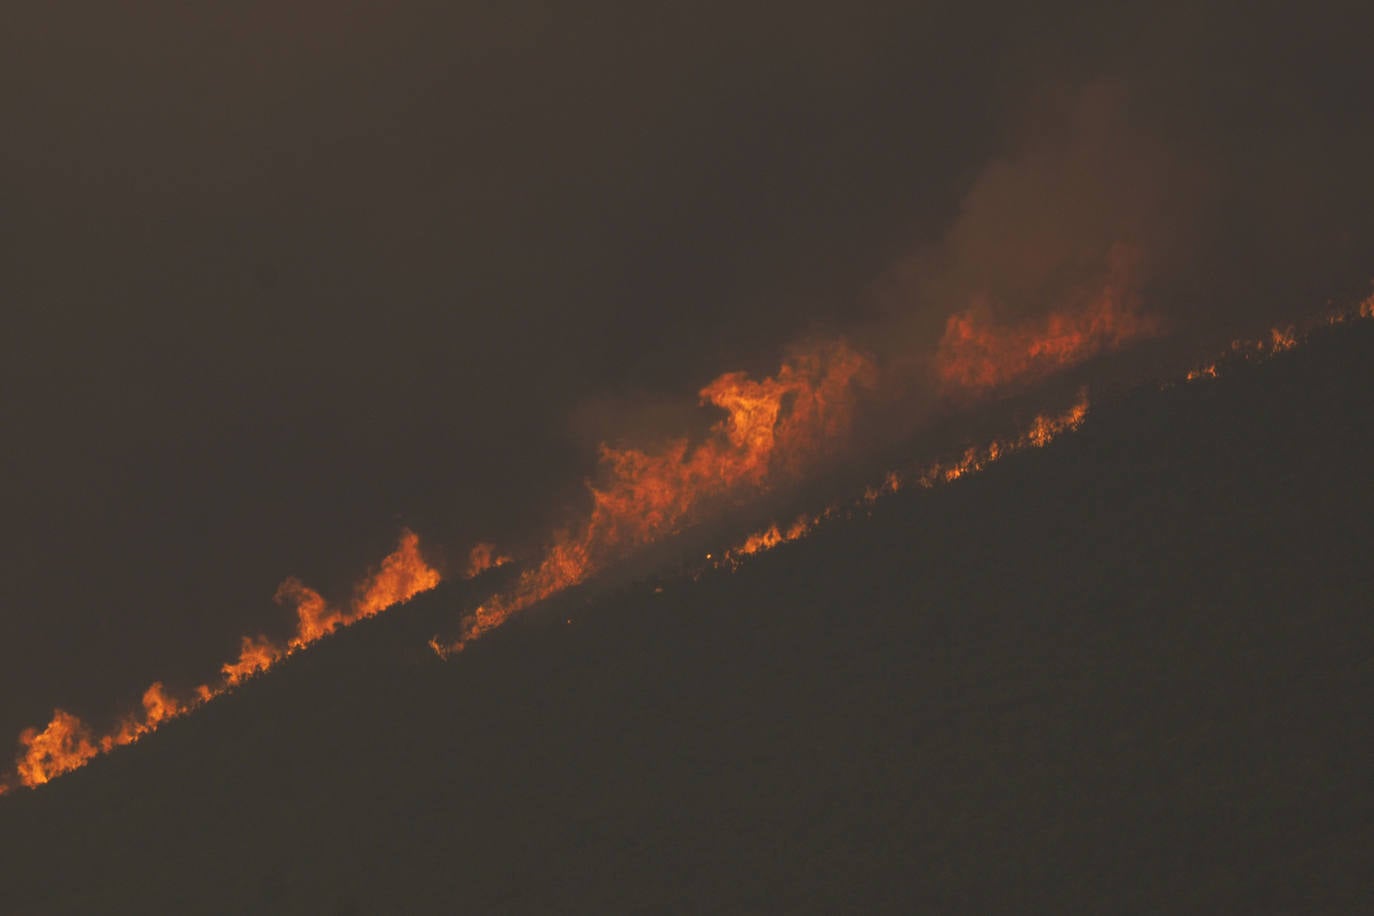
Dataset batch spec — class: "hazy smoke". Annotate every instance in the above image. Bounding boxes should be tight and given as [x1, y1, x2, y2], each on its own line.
[871, 83, 1186, 382]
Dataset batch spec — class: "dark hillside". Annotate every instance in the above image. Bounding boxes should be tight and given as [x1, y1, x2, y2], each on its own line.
[4, 323, 1373, 914]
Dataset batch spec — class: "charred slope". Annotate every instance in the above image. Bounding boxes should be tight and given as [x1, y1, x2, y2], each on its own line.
[3, 324, 1374, 914]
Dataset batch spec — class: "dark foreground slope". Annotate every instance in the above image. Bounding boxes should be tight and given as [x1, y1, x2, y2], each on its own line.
[4, 324, 1374, 914]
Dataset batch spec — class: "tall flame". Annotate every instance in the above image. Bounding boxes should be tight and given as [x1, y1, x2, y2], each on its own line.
[15, 710, 98, 787]
[723, 291, 1374, 572]
[437, 340, 878, 652]
[12, 282, 1367, 796]
[230, 527, 442, 675]
[353, 530, 444, 619]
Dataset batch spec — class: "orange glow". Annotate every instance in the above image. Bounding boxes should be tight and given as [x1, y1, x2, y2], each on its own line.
[222, 634, 284, 686]
[100, 682, 185, 752]
[935, 250, 1159, 392]
[465, 542, 512, 578]
[352, 529, 443, 619]
[438, 340, 877, 653]
[1269, 326, 1298, 352]
[1181, 299, 1374, 387]
[7, 530, 445, 793]
[12, 287, 1373, 794]
[16, 710, 98, 787]
[717, 508, 837, 569]
[283, 578, 343, 649]
[715, 393, 1091, 570]
[1185, 364, 1218, 382]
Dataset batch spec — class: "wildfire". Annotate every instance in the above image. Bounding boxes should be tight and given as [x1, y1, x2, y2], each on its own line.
[8, 529, 445, 791]
[13, 271, 1368, 797]
[229, 527, 442, 674]
[918, 394, 1090, 485]
[715, 392, 1091, 570]
[283, 578, 340, 649]
[15, 711, 98, 787]
[99, 682, 184, 752]
[935, 248, 1159, 392]
[436, 340, 878, 653]
[1185, 364, 1218, 382]
[222, 634, 284, 686]
[703, 287, 1368, 590]
[719, 291, 1374, 574]
[1184, 295, 1374, 384]
[716, 509, 836, 569]
[465, 542, 512, 579]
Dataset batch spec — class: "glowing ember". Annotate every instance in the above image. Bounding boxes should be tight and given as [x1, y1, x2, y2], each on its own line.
[1186, 364, 1218, 382]
[716, 509, 836, 569]
[1182, 299, 1374, 386]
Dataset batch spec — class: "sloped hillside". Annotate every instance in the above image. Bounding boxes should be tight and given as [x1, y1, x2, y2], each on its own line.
[3, 323, 1372, 914]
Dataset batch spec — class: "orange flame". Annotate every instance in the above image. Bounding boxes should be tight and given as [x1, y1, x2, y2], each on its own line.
[1185, 364, 1218, 382]
[715, 392, 1091, 570]
[13, 289, 1371, 794]
[16, 710, 98, 787]
[465, 542, 512, 579]
[353, 529, 443, 619]
[8, 530, 444, 792]
[100, 682, 185, 752]
[222, 634, 284, 686]
[438, 340, 877, 652]
[935, 250, 1159, 392]
[282, 578, 341, 649]
[1183, 298, 1374, 385]
[716, 509, 836, 569]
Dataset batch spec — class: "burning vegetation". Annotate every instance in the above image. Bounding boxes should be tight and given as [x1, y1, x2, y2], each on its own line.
[935, 248, 1160, 392]
[1181, 294, 1374, 386]
[8, 284, 1370, 797]
[713, 392, 1091, 570]
[435, 340, 878, 654]
[434, 272, 1166, 654]
[4, 530, 445, 791]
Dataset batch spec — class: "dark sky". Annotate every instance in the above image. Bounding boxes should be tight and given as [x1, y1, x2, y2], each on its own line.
[3, 3, 1373, 736]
